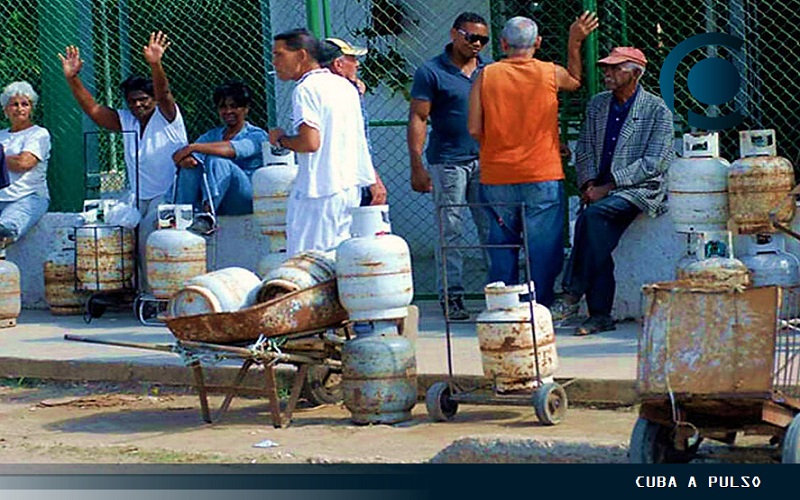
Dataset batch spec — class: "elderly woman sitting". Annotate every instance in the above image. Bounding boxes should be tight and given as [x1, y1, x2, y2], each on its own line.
[172, 80, 268, 234]
[0, 81, 50, 246]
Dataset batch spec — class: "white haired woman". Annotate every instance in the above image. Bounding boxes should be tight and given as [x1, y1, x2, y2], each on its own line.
[0, 81, 50, 246]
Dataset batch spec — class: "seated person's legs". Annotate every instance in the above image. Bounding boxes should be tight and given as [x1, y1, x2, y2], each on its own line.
[174, 164, 204, 212]
[554, 194, 640, 332]
[0, 193, 49, 245]
[211, 157, 253, 216]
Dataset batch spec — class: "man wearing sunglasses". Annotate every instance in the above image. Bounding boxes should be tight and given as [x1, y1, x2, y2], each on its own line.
[408, 11, 491, 321]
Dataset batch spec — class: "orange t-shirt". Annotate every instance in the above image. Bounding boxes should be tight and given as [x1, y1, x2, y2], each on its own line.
[478, 58, 563, 185]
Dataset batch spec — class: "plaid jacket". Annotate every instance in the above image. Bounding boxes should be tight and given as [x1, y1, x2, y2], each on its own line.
[575, 87, 675, 217]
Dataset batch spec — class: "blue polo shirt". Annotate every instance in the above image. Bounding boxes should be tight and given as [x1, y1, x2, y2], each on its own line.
[597, 86, 640, 184]
[410, 45, 485, 165]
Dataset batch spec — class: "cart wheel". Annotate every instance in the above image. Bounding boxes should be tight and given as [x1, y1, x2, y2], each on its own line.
[85, 297, 107, 321]
[629, 417, 698, 464]
[532, 382, 568, 426]
[300, 365, 343, 406]
[425, 381, 458, 422]
[781, 414, 800, 463]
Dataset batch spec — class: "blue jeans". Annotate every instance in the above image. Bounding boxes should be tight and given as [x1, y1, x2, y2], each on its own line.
[175, 155, 253, 215]
[480, 180, 565, 307]
[562, 195, 641, 317]
[430, 160, 490, 300]
[0, 193, 49, 241]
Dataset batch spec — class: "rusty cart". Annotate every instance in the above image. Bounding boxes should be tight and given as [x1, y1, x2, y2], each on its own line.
[630, 282, 800, 463]
[424, 202, 568, 426]
[65, 280, 349, 427]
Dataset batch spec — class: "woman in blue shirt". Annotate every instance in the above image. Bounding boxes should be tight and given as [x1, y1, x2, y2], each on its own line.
[172, 81, 268, 234]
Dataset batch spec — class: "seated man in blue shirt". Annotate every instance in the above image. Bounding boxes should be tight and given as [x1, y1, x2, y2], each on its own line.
[172, 81, 268, 234]
[551, 47, 675, 335]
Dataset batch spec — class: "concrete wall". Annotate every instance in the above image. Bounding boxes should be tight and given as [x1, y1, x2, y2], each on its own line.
[12, 210, 688, 320]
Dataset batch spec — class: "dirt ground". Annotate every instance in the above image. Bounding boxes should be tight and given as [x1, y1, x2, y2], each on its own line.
[0, 379, 641, 464]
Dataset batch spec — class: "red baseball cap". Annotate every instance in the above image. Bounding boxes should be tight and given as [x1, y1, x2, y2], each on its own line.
[598, 47, 647, 66]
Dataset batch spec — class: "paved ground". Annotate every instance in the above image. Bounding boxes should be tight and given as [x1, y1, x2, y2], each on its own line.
[0, 300, 639, 403]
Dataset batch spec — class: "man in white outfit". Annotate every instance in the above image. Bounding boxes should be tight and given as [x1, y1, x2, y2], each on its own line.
[269, 28, 374, 256]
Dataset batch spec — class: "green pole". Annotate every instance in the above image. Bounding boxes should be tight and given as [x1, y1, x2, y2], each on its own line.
[260, 0, 277, 128]
[321, 0, 332, 38]
[584, 0, 599, 97]
[305, 0, 323, 38]
[620, 0, 628, 46]
[38, 0, 84, 211]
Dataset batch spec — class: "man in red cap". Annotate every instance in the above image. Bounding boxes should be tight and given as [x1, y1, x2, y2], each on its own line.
[551, 46, 675, 335]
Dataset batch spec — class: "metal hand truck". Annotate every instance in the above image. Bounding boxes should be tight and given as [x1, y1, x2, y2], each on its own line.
[134, 159, 219, 326]
[80, 131, 140, 323]
[425, 201, 568, 425]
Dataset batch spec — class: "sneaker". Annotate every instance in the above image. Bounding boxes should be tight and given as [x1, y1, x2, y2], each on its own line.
[187, 213, 218, 236]
[550, 293, 580, 321]
[574, 315, 616, 336]
[441, 297, 470, 321]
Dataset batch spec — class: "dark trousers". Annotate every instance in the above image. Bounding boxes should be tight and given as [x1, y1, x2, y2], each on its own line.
[562, 195, 640, 317]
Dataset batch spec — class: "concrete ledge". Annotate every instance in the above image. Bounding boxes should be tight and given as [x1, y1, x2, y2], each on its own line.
[1, 358, 636, 407]
[611, 212, 684, 319]
[14, 211, 687, 321]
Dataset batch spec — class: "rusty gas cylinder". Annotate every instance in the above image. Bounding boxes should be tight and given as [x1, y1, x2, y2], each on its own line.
[256, 250, 336, 303]
[728, 130, 795, 234]
[75, 224, 135, 291]
[475, 282, 559, 394]
[0, 250, 20, 328]
[168, 267, 262, 318]
[44, 246, 89, 315]
[335, 205, 413, 321]
[146, 228, 207, 299]
[342, 320, 417, 424]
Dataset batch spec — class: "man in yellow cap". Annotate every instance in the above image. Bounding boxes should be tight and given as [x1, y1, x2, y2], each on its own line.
[319, 37, 387, 206]
[551, 46, 675, 335]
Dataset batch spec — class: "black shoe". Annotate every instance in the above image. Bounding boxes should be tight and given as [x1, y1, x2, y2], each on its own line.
[0, 224, 17, 248]
[187, 213, 218, 236]
[574, 315, 616, 336]
[441, 297, 470, 321]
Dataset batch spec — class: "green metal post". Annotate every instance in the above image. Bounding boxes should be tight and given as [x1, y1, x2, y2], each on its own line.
[305, 0, 323, 38]
[620, 0, 628, 46]
[38, 0, 84, 211]
[322, 0, 332, 38]
[584, 0, 599, 97]
[260, 0, 277, 128]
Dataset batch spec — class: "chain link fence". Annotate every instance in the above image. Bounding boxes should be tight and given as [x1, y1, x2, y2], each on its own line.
[2, 0, 799, 298]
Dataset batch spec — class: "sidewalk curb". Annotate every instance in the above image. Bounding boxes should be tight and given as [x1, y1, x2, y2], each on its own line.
[0, 357, 637, 406]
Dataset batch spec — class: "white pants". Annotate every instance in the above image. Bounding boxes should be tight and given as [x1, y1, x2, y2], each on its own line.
[286, 187, 361, 256]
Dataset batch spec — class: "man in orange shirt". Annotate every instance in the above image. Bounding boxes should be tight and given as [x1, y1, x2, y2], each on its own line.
[468, 13, 597, 306]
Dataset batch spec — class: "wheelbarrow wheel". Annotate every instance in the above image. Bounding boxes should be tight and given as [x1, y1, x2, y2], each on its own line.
[629, 417, 698, 463]
[300, 365, 343, 406]
[781, 413, 800, 463]
[425, 381, 458, 422]
[85, 296, 107, 321]
[532, 382, 568, 426]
